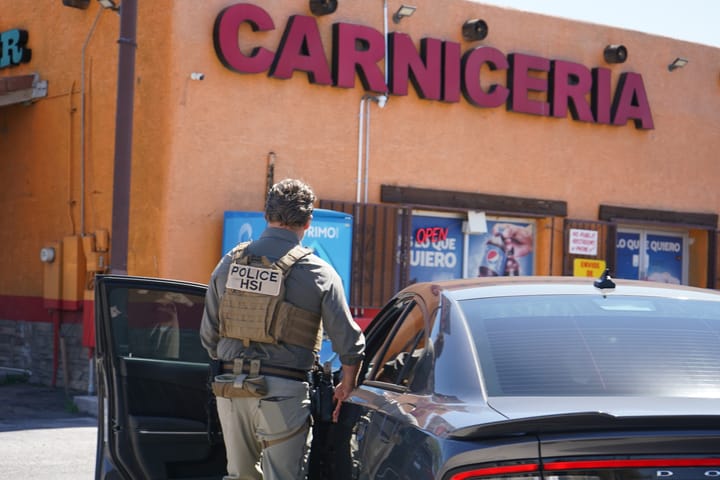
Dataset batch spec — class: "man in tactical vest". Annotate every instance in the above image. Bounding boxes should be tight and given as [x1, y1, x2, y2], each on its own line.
[201, 178, 366, 480]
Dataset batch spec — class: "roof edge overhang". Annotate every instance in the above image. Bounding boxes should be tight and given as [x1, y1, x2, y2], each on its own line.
[0, 73, 48, 107]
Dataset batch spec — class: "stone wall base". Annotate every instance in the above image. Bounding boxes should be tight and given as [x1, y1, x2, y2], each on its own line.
[0, 319, 91, 392]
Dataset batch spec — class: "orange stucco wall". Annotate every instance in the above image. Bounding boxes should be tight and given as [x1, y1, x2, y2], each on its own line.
[2, 0, 719, 300]
[154, 0, 720, 285]
[1, 3, 118, 297]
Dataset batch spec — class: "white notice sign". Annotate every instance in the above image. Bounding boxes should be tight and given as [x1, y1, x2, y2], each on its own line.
[226, 264, 282, 296]
[569, 229, 599, 256]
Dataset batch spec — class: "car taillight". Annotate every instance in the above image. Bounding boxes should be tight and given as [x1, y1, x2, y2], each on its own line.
[448, 463, 541, 480]
[544, 459, 720, 470]
[447, 458, 720, 480]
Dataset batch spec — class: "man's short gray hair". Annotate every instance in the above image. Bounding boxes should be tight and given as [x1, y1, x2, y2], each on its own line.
[265, 178, 316, 227]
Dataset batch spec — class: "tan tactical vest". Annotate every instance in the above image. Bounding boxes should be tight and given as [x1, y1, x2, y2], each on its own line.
[218, 242, 323, 352]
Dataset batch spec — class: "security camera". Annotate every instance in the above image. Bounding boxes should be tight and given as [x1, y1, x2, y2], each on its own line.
[309, 0, 338, 16]
[603, 45, 628, 64]
[190, 72, 205, 81]
[462, 19, 489, 42]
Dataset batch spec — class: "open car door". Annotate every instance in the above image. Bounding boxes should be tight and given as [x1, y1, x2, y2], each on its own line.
[94, 274, 226, 480]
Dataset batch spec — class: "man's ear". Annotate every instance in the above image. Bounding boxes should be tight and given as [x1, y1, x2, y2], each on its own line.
[303, 218, 312, 231]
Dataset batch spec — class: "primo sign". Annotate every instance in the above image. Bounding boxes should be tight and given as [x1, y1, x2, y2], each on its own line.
[214, 3, 654, 129]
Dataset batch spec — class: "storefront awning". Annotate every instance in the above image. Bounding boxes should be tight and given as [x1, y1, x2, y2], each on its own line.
[0, 73, 48, 107]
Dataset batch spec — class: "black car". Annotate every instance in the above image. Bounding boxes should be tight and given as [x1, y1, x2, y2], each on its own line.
[94, 274, 720, 479]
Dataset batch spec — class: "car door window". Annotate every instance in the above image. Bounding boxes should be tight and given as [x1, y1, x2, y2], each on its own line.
[358, 297, 413, 381]
[369, 299, 429, 389]
[109, 286, 207, 363]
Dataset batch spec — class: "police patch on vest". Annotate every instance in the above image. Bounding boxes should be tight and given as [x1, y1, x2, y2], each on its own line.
[226, 264, 282, 296]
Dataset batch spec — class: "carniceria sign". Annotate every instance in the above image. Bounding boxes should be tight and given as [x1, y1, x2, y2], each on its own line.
[213, 3, 654, 129]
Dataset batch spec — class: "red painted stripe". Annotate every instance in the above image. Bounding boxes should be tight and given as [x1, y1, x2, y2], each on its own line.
[82, 299, 95, 348]
[0, 295, 83, 324]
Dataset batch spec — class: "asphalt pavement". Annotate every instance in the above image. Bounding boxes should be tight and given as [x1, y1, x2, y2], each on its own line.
[0, 375, 98, 479]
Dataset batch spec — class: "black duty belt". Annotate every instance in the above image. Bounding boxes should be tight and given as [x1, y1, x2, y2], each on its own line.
[221, 361, 308, 382]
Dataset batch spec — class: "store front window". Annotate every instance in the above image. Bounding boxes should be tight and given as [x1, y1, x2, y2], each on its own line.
[615, 229, 687, 284]
[408, 213, 464, 283]
[408, 212, 536, 283]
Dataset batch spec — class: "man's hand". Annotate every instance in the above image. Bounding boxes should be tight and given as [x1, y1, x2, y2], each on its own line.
[331, 381, 352, 422]
[331, 363, 360, 422]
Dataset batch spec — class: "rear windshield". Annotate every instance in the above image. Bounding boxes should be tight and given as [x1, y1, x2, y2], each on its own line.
[460, 294, 720, 397]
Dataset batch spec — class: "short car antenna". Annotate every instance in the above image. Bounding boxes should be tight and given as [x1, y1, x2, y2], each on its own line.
[593, 268, 616, 291]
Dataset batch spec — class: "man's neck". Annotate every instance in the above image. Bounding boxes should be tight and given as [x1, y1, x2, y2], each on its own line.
[267, 221, 305, 241]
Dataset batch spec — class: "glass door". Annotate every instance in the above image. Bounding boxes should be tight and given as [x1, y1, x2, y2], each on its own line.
[615, 229, 687, 284]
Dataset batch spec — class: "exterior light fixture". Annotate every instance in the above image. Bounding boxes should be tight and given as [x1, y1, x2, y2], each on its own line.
[668, 57, 689, 71]
[462, 19, 489, 41]
[97, 0, 119, 10]
[603, 44, 628, 64]
[368, 94, 387, 108]
[309, 0, 338, 16]
[62, 0, 90, 9]
[393, 5, 416, 24]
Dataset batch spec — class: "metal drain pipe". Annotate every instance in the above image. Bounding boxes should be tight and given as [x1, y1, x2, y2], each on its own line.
[110, 0, 138, 275]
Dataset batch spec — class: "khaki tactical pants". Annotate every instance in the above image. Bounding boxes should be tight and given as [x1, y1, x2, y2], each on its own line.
[214, 374, 312, 480]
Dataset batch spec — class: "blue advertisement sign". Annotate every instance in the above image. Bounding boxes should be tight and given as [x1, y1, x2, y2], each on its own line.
[615, 231, 683, 284]
[615, 231, 640, 280]
[222, 209, 353, 297]
[408, 215, 464, 283]
[222, 211, 266, 254]
[646, 233, 683, 284]
[303, 209, 354, 298]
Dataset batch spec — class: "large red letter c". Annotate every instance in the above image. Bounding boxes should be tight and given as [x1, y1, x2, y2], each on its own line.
[214, 3, 275, 74]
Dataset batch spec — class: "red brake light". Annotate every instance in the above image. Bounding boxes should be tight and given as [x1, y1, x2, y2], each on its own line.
[545, 459, 720, 470]
[449, 463, 540, 480]
[448, 458, 720, 480]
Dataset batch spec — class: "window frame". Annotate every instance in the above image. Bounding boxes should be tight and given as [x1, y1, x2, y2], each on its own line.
[363, 292, 433, 391]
